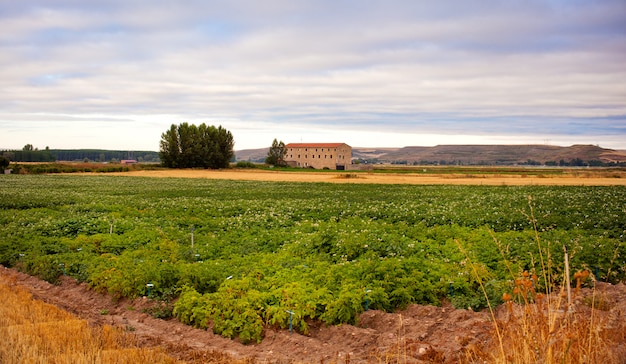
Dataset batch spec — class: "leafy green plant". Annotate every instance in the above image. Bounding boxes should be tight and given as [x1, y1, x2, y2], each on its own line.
[1, 175, 625, 344]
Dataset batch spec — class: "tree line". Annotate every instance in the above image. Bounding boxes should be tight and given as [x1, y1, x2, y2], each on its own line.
[1, 122, 235, 169]
[0, 145, 55, 164]
[50, 150, 160, 163]
[0, 144, 163, 164]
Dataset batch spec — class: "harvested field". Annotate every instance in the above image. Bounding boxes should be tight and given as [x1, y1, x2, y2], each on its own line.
[107, 168, 626, 186]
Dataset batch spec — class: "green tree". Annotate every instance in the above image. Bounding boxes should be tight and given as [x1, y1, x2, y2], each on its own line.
[159, 123, 234, 169]
[265, 139, 287, 166]
[0, 155, 9, 169]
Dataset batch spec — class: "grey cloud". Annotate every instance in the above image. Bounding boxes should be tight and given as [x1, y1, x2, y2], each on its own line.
[1, 0, 624, 149]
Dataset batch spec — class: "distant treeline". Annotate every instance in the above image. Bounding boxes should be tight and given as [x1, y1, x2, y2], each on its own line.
[1, 149, 56, 162]
[50, 150, 160, 162]
[1, 149, 160, 163]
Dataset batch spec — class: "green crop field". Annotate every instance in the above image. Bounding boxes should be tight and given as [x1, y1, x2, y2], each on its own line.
[1, 175, 624, 343]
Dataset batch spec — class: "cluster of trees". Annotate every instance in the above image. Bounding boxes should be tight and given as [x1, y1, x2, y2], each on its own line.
[159, 123, 235, 168]
[1, 145, 56, 163]
[0, 155, 8, 169]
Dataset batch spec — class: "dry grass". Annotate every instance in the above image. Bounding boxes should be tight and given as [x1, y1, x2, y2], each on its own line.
[484, 276, 625, 363]
[0, 274, 179, 364]
[106, 169, 626, 186]
[459, 198, 626, 364]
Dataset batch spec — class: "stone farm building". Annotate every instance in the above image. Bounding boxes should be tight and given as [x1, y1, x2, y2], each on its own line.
[284, 143, 352, 170]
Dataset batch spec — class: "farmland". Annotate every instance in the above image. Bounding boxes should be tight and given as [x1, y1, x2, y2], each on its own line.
[0, 174, 625, 349]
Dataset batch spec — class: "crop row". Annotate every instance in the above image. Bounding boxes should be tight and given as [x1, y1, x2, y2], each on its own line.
[0, 175, 624, 342]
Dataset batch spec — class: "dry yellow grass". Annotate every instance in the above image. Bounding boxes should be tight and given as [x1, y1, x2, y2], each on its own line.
[459, 202, 626, 364]
[107, 168, 626, 186]
[0, 274, 180, 364]
[482, 281, 626, 364]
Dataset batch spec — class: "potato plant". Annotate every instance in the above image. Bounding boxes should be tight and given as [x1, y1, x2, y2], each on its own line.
[0, 175, 624, 343]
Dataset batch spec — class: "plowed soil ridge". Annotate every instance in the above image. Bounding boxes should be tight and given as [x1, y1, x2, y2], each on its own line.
[2, 266, 495, 363]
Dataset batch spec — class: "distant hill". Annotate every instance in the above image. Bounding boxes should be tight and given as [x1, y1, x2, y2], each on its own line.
[235, 148, 270, 163]
[356, 144, 626, 165]
[236, 145, 626, 166]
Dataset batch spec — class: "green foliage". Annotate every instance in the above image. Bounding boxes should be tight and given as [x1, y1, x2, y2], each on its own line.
[1, 175, 625, 342]
[265, 139, 287, 166]
[1, 148, 55, 162]
[9, 163, 132, 174]
[48, 149, 159, 162]
[322, 282, 364, 325]
[143, 302, 174, 319]
[22, 255, 65, 284]
[159, 122, 234, 169]
[235, 161, 257, 169]
[0, 155, 9, 169]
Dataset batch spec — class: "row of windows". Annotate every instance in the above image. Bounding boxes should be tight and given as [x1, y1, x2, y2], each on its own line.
[290, 148, 338, 152]
[289, 154, 339, 159]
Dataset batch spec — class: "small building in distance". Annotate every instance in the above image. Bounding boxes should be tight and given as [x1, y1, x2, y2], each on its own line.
[284, 143, 352, 170]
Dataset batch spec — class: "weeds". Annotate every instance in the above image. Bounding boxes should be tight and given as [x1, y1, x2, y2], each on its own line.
[460, 196, 626, 363]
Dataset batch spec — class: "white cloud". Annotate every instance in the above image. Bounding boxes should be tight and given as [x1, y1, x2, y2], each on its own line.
[0, 0, 625, 150]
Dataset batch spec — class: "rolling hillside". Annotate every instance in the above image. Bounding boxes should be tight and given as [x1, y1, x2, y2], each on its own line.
[236, 144, 626, 166]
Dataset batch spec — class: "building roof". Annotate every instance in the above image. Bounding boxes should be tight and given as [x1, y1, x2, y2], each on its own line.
[285, 143, 349, 148]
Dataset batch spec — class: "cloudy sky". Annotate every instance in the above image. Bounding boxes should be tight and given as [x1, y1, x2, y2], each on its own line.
[1, 0, 625, 151]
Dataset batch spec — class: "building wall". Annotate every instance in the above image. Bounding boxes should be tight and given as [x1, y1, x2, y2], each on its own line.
[284, 143, 352, 169]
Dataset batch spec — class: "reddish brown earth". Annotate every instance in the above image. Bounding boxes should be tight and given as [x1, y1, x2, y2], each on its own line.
[2, 266, 496, 363]
[3, 266, 626, 363]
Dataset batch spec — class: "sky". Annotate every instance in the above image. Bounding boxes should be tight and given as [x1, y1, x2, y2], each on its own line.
[1, 0, 625, 152]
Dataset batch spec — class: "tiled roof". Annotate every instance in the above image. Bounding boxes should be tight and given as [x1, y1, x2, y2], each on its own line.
[285, 143, 348, 148]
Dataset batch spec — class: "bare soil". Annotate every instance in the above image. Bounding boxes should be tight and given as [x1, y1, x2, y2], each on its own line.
[107, 169, 626, 186]
[3, 266, 625, 363]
